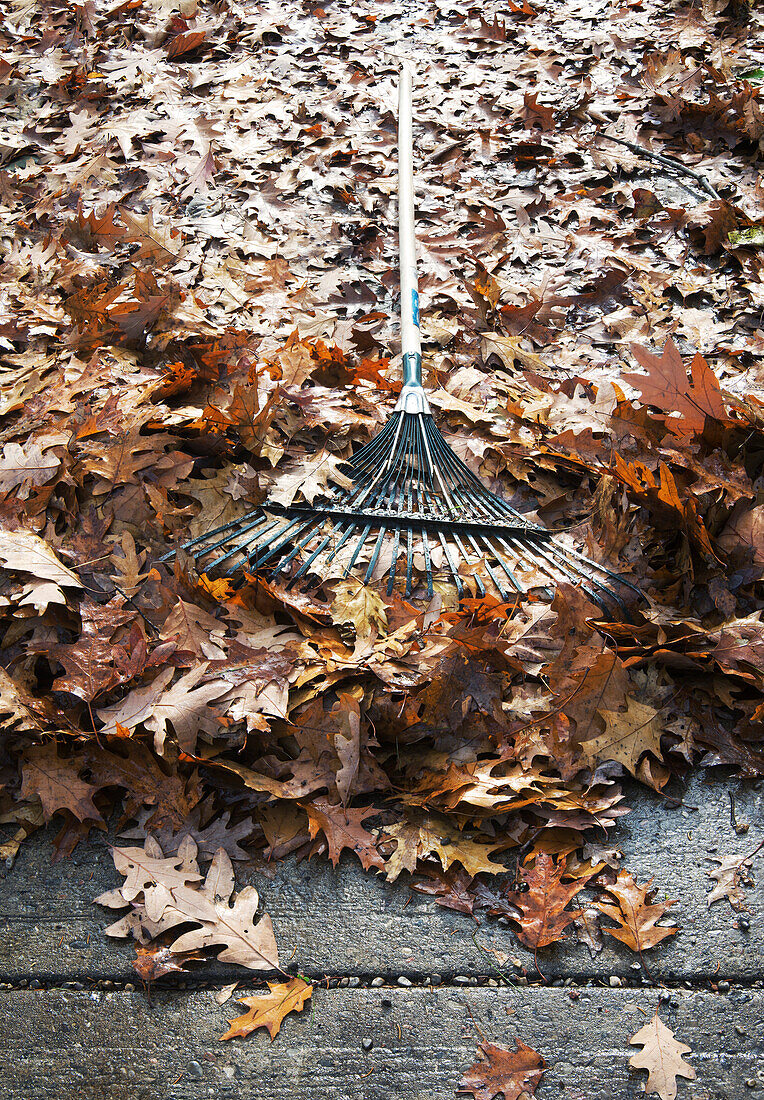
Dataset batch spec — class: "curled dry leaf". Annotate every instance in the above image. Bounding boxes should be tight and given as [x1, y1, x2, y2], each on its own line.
[596, 870, 678, 953]
[219, 977, 313, 1041]
[0, 529, 82, 612]
[96, 838, 280, 971]
[458, 1039, 546, 1100]
[132, 944, 204, 982]
[511, 852, 588, 950]
[629, 1014, 696, 1100]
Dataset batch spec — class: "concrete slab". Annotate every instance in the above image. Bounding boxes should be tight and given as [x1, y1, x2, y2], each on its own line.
[0, 985, 759, 1100]
[0, 772, 760, 983]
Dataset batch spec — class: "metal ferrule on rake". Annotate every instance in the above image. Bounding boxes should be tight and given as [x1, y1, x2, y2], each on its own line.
[162, 64, 639, 618]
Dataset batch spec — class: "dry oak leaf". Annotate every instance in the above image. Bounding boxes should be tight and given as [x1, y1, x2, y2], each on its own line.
[160, 597, 227, 661]
[328, 579, 388, 641]
[383, 815, 505, 882]
[458, 1039, 546, 1100]
[0, 529, 82, 612]
[220, 978, 313, 1042]
[108, 843, 203, 920]
[133, 944, 204, 982]
[266, 450, 353, 507]
[168, 847, 280, 971]
[0, 438, 61, 495]
[97, 664, 228, 755]
[629, 1015, 696, 1100]
[596, 870, 678, 953]
[51, 598, 134, 702]
[20, 744, 103, 824]
[119, 207, 185, 262]
[707, 854, 750, 909]
[511, 852, 588, 950]
[585, 698, 665, 776]
[623, 338, 726, 436]
[98, 836, 217, 942]
[304, 797, 385, 872]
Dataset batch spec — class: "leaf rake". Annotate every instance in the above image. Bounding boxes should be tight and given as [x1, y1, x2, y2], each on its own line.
[162, 65, 638, 617]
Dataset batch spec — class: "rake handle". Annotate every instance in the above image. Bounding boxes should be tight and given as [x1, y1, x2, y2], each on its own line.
[398, 63, 422, 389]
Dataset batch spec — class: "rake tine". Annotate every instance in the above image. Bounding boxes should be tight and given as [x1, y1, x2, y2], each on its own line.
[451, 531, 486, 597]
[323, 521, 359, 569]
[479, 534, 524, 595]
[344, 522, 373, 578]
[421, 528, 434, 598]
[553, 542, 642, 597]
[437, 531, 464, 596]
[404, 525, 414, 597]
[245, 515, 319, 574]
[517, 534, 627, 613]
[364, 524, 388, 585]
[503, 534, 614, 617]
[157, 508, 270, 562]
[465, 532, 510, 601]
[387, 526, 402, 596]
[199, 515, 287, 573]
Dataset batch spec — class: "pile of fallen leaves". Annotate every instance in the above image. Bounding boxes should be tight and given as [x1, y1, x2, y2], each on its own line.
[1, 0, 764, 1087]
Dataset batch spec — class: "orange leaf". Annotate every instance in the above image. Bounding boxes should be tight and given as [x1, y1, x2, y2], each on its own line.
[220, 978, 313, 1041]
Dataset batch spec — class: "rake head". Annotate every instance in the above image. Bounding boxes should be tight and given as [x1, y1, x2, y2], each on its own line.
[160, 67, 639, 619]
[163, 408, 638, 618]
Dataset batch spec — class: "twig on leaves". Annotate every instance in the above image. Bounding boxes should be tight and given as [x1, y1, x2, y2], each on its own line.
[594, 132, 722, 202]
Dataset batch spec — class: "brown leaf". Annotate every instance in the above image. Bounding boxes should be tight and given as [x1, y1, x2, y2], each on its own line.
[20, 744, 103, 824]
[584, 697, 664, 776]
[51, 598, 134, 702]
[0, 529, 82, 612]
[458, 1039, 546, 1100]
[624, 338, 726, 435]
[510, 852, 587, 950]
[97, 665, 228, 754]
[220, 978, 313, 1041]
[167, 848, 281, 970]
[629, 1015, 696, 1100]
[303, 797, 385, 871]
[383, 815, 505, 882]
[596, 870, 678, 952]
[160, 597, 228, 661]
[133, 944, 204, 982]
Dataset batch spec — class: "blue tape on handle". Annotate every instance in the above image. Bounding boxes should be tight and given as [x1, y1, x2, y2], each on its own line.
[411, 288, 420, 327]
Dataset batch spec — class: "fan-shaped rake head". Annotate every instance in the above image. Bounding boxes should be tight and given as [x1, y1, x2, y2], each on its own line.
[162, 410, 639, 618]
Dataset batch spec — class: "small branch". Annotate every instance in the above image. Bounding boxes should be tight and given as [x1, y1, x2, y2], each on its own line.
[595, 133, 722, 202]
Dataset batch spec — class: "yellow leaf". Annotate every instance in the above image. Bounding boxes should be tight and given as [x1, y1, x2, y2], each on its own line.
[220, 978, 313, 1041]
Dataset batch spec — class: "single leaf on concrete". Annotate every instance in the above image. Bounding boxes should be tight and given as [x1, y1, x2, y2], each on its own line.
[458, 1038, 546, 1100]
[629, 1014, 696, 1100]
[220, 978, 313, 1041]
[132, 944, 204, 982]
[707, 854, 750, 909]
[511, 852, 587, 950]
[596, 870, 678, 952]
